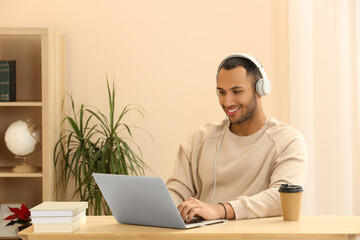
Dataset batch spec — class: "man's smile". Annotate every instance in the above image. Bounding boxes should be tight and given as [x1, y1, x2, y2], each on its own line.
[225, 106, 241, 116]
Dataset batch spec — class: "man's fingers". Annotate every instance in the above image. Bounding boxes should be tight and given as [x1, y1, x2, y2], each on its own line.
[180, 204, 196, 220]
[178, 202, 188, 220]
[177, 198, 225, 221]
[177, 199, 200, 221]
[186, 208, 199, 222]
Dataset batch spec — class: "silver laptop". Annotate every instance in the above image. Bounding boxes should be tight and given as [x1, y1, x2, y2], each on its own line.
[93, 173, 225, 229]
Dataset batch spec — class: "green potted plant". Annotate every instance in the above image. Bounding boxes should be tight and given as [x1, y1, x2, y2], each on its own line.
[54, 79, 152, 215]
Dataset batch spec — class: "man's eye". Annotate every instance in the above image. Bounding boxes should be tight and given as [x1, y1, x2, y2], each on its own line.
[233, 90, 243, 94]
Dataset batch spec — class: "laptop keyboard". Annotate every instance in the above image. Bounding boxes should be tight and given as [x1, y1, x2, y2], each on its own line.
[185, 218, 204, 224]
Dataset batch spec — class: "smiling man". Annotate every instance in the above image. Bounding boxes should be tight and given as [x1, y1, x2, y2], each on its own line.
[166, 53, 307, 221]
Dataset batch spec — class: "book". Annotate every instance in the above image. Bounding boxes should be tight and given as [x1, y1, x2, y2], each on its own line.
[33, 215, 87, 233]
[0, 60, 16, 102]
[31, 210, 86, 223]
[30, 201, 88, 217]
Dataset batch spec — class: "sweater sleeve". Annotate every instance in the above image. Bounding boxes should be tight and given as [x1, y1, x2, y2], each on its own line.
[166, 141, 196, 207]
[228, 135, 308, 219]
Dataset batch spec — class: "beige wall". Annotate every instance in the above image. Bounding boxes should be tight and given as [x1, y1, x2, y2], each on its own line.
[0, 0, 289, 182]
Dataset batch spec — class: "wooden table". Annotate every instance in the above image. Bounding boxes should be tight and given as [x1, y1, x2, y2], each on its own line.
[19, 215, 360, 240]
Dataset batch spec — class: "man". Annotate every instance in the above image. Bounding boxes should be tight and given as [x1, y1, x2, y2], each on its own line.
[166, 53, 307, 221]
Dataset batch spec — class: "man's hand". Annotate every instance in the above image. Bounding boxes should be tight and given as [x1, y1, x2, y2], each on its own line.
[177, 197, 225, 222]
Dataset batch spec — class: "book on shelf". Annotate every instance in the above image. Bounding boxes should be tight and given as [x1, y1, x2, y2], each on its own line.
[0, 60, 16, 102]
[30, 201, 88, 217]
[32, 215, 87, 233]
[30, 210, 86, 223]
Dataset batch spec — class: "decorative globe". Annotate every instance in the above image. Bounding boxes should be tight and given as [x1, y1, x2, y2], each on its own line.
[4, 119, 42, 172]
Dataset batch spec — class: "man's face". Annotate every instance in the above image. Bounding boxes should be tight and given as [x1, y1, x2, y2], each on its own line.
[217, 66, 258, 125]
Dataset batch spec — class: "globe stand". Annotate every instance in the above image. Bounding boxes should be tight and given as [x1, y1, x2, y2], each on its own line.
[12, 156, 39, 173]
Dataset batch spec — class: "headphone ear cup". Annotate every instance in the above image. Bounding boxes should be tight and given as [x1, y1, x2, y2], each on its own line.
[216, 89, 220, 96]
[256, 78, 265, 96]
[256, 78, 271, 96]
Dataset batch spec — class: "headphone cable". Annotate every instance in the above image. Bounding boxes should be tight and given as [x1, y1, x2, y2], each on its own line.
[209, 117, 228, 204]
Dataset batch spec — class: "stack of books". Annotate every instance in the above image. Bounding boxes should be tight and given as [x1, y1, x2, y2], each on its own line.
[30, 201, 88, 233]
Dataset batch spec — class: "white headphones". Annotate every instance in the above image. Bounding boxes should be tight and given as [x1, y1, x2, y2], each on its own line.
[216, 53, 271, 96]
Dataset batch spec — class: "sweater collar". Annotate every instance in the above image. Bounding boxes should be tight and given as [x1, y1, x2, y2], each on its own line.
[226, 117, 270, 142]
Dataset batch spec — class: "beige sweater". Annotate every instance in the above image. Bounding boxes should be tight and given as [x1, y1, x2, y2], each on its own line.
[166, 117, 307, 219]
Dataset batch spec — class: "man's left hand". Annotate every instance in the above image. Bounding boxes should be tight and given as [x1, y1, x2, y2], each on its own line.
[177, 197, 225, 222]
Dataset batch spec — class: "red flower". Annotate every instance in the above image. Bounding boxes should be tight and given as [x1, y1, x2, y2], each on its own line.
[4, 204, 30, 221]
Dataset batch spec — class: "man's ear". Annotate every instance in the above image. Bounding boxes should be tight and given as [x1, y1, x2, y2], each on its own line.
[255, 90, 262, 100]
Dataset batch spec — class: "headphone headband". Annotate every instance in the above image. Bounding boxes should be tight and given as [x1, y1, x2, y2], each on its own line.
[216, 53, 271, 96]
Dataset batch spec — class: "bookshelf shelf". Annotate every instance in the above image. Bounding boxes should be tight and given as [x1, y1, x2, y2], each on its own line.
[0, 28, 65, 208]
[0, 167, 42, 177]
[0, 101, 42, 107]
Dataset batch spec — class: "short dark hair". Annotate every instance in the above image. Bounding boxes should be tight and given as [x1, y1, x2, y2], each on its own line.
[220, 57, 262, 89]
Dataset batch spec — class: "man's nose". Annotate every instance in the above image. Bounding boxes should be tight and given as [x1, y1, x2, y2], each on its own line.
[223, 93, 235, 107]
